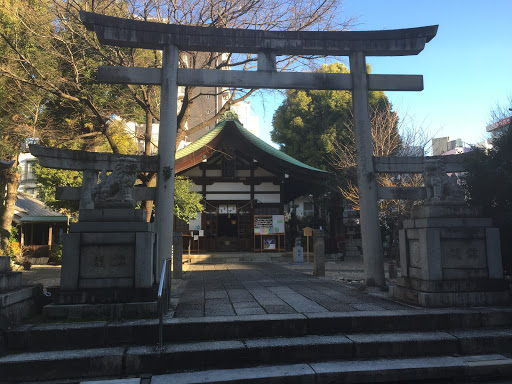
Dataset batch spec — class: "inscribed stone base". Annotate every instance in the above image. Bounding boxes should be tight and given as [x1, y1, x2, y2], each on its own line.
[390, 280, 511, 307]
[56, 286, 155, 305]
[53, 208, 156, 314]
[392, 204, 510, 307]
[43, 301, 158, 320]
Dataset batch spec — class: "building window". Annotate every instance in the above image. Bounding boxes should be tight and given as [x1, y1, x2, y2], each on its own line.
[303, 202, 314, 216]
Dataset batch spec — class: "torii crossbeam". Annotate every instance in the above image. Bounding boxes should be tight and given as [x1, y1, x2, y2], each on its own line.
[80, 11, 437, 286]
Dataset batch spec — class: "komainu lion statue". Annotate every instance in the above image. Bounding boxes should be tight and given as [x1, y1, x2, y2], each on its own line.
[423, 159, 464, 202]
[92, 157, 138, 208]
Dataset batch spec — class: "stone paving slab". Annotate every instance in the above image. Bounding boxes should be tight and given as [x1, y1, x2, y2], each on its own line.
[174, 262, 411, 318]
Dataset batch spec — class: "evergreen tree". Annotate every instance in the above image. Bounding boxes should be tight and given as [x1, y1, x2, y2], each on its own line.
[271, 63, 396, 171]
[463, 128, 512, 273]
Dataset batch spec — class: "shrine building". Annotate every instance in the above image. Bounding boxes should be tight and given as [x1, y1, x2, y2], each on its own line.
[174, 119, 328, 252]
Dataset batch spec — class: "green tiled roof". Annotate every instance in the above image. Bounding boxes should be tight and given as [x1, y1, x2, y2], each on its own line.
[175, 122, 224, 160]
[176, 120, 327, 173]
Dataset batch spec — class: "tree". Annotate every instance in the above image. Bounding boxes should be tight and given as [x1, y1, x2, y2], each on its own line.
[32, 164, 82, 216]
[271, 63, 392, 170]
[331, 103, 430, 207]
[1, 0, 355, 150]
[0, 0, 141, 153]
[463, 127, 512, 274]
[1, 0, 354, 238]
[0, 7, 49, 254]
[270, 63, 397, 246]
[488, 94, 512, 125]
[2, 0, 355, 222]
[173, 177, 205, 222]
[330, 102, 431, 256]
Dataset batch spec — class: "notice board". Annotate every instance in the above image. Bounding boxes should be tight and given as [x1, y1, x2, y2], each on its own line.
[254, 215, 285, 234]
[188, 212, 202, 230]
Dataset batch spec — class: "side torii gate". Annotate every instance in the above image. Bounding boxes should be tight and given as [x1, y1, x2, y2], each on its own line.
[80, 12, 437, 286]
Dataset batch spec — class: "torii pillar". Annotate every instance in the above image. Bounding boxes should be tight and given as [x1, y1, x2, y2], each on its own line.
[350, 51, 384, 286]
[154, 45, 180, 277]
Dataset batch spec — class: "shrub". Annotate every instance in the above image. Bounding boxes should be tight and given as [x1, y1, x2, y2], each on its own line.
[49, 243, 63, 264]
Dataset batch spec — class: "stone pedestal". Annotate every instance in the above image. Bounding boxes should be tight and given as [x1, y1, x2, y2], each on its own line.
[44, 209, 156, 319]
[0, 256, 42, 324]
[390, 204, 511, 307]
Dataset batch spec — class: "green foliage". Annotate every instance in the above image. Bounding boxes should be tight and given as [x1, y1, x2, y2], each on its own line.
[49, 243, 63, 264]
[271, 63, 392, 170]
[34, 163, 204, 222]
[33, 161, 82, 215]
[9, 226, 18, 243]
[0, 0, 146, 153]
[8, 226, 20, 261]
[96, 120, 138, 155]
[174, 176, 205, 222]
[463, 129, 512, 273]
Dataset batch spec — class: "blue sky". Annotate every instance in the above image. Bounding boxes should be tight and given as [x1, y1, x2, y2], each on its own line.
[251, 0, 512, 150]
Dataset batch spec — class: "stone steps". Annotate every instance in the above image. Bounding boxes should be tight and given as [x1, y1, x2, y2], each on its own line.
[2, 308, 512, 382]
[5, 308, 512, 353]
[148, 355, 512, 384]
[2, 327, 512, 382]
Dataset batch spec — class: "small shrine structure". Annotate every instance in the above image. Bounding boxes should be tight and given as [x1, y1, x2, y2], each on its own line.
[175, 119, 327, 252]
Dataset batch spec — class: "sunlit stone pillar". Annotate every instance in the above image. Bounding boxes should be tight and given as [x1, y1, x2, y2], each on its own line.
[350, 51, 385, 287]
[155, 45, 179, 282]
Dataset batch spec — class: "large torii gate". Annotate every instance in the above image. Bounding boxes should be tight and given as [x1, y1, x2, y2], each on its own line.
[80, 12, 437, 286]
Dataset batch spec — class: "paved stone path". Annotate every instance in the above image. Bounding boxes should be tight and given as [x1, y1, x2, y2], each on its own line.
[174, 262, 411, 318]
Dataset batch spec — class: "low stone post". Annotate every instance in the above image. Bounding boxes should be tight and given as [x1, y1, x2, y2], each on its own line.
[173, 232, 183, 279]
[387, 260, 397, 279]
[313, 229, 325, 277]
[293, 238, 304, 263]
